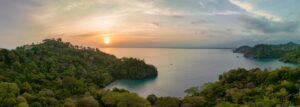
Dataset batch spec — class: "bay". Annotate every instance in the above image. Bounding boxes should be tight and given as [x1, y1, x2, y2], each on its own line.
[102, 48, 297, 97]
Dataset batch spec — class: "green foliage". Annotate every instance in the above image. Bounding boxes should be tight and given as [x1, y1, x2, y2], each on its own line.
[0, 82, 20, 107]
[185, 67, 300, 106]
[29, 102, 42, 107]
[22, 82, 32, 93]
[17, 102, 29, 107]
[63, 98, 76, 107]
[78, 96, 100, 107]
[2, 38, 300, 107]
[184, 87, 201, 96]
[182, 96, 207, 107]
[146, 94, 157, 105]
[111, 57, 158, 79]
[101, 91, 151, 107]
[17, 96, 27, 103]
[234, 42, 300, 63]
[0, 82, 20, 95]
[153, 97, 181, 107]
[0, 38, 157, 106]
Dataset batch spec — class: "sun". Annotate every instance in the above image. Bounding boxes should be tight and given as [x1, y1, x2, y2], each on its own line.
[103, 36, 111, 45]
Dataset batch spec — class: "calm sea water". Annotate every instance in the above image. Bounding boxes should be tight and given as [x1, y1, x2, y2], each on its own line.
[102, 48, 297, 97]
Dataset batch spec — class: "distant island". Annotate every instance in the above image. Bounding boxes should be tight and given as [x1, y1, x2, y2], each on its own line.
[234, 42, 300, 63]
[1, 39, 300, 107]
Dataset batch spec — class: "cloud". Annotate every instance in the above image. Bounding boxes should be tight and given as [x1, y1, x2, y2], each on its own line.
[144, 7, 189, 17]
[0, 0, 43, 34]
[198, 10, 241, 16]
[70, 32, 102, 37]
[151, 22, 161, 27]
[1, 0, 299, 48]
[239, 15, 299, 34]
[191, 19, 210, 25]
[229, 0, 281, 21]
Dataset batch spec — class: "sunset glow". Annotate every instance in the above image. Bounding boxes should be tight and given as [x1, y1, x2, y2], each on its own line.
[104, 36, 111, 45]
[1, 0, 300, 48]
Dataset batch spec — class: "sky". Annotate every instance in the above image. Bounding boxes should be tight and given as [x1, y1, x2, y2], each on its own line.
[0, 0, 300, 49]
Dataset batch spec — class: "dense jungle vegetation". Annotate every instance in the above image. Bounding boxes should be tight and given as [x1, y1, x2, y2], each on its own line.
[0, 39, 299, 107]
[234, 42, 300, 63]
[0, 38, 157, 107]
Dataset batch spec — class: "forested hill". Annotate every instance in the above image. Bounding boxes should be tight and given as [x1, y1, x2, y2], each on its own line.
[1, 39, 300, 107]
[0, 38, 157, 106]
[234, 42, 300, 63]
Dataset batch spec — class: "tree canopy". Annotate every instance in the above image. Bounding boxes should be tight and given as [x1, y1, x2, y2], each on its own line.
[234, 42, 300, 63]
[0, 38, 157, 106]
[183, 67, 300, 106]
[1, 39, 300, 106]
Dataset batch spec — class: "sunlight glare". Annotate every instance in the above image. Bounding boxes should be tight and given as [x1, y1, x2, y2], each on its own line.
[104, 36, 111, 45]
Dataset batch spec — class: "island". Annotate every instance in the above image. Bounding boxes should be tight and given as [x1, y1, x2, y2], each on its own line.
[234, 42, 300, 63]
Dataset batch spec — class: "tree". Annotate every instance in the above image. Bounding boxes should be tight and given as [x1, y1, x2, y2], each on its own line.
[30, 102, 42, 107]
[78, 96, 99, 107]
[0, 82, 20, 95]
[64, 98, 76, 107]
[17, 102, 29, 107]
[16, 96, 27, 103]
[153, 97, 181, 107]
[146, 94, 157, 105]
[182, 96, 207, 107]
[184, 87, 200, 96]
[0, 82, 20, 107]
[22, 82, 32, 93]
[0, 39, 159, 107]
[102, 92, 151, 107]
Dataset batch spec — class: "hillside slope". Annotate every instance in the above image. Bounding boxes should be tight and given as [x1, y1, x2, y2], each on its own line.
[0, 38, 157, 106]
[234, 42, 300, 63]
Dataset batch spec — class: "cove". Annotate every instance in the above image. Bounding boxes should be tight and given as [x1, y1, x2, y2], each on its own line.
[102, 48, 297, 97]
